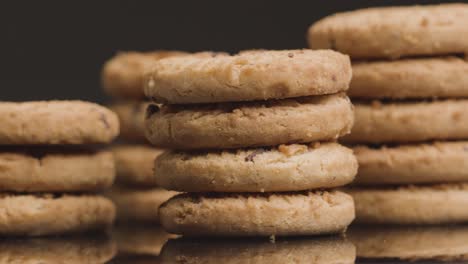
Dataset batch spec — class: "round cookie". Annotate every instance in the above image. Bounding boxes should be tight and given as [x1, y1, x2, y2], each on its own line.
[144, 49, 351, 104]
[343, 99, 468, 144]
[146, 93, 354, 149]
[0, 194, 115, 236]
[109, 101, 149, 142]
[155, 143, 357, 192]
[113, 225, 176, 257]
[102, 51, 187, 99]
[112, 145, 163, 187]
[353, 142, 468, 185]
[308, 4, 468, 59]
[349, 184, 468, 224]
[0, 101, 119, 145]
[350, 57, 468, 99]
[0, 147, 115, 192]
[0, 235, 117, 264]
[160, 236, 356, 264]
[349, 225, 468, 261]
[159, 191, 355, 236]
[107, 186, 178, 222]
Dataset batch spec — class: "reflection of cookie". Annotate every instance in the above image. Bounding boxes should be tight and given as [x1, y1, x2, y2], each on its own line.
[349, 225, 468, 261]
[353, 142, 468, 185]
[0, 101, 119, 145]
[160, 236, 355, 264]
[102, 51, 187, 99]
[308, 4, 468, 59]
[0, 235, 116, 264]
[113, 225, 176, 256]
[343, 100, 468, 144]
[159, 191, 355, 236]
[109, 101, 149, 142]
[0, 194, 115, 236]
[155, 143, 357, 192]
[0, 148, 114, 192]
[349, 184, 468, 224]
[145, 50, 351, 104]
[112, 145, 163, 187]
[349, 57, 468, 99]
[146, 93, 354, 149]
[107, 186, 178, 222]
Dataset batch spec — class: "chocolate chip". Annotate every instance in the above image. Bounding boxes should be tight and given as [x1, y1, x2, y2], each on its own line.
[99, 113, 110, 129]
[244, 149, 265, 162]
[145, 104, 160, 119]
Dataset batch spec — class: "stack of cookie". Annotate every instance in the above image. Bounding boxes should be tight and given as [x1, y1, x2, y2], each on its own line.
[0, 101, 118, 236]
[309, 3, 468, 224]
[102, 51, 182, 222]
[144, 49, 358, 236]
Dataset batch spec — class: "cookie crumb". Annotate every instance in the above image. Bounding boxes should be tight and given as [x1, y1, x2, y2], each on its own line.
[269, 235, 276, 243]
[278, 144, 307, 156]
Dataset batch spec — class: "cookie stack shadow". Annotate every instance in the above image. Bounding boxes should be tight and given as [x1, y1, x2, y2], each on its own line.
[143, 49, 358, 236]
[309, 3, 468, 225]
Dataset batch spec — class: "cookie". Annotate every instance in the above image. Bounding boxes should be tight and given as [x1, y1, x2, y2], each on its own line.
[102, 51, 187, 99]
[353, 142, 468, 185]
[159, 191, 355, 236]
[350, 57, 468, 99]
[0, 235, 117, 264]
[107, 186, 178, 222]
[109, 101, 149, 142]
[308, 4, 468, 59]
[113, 225, 176, 257]
[349, 225, 468, 261]
[160, 236, 356, 264]
[349, 184, 468, 224]
[0, 194, 115, 236]
[0, 147, 115, 192]
[112, 145, 163, 187]
[146, 93, 354, 149]
[155, 143, 357, 192]
[0, 101, 119, 145]
[144, 49, 351, 104]
[343, 99, 468, 144]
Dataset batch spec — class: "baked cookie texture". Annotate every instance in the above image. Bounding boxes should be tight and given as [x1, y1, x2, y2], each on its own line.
[308, 4, 468, 59]
[146, 93, 354, 149]
[112, 145, 163, 187]
[109, 101, 149, 142]
[159, 191, 355, 236]
[349, 57, 468, 99]
[0, 101, 119, 145]
[349, 184, 468, 224]
[0, 194, 115, 236]
[0, 148, 114, 192]
[155, 143, 357, 192]
[144, 49, 351, 104]
[353, 142, 468, 185]
[343, 99, 468, 143]
[160, 236, 356, 264]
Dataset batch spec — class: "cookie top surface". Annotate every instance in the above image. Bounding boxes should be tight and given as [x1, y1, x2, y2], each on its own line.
[308, 4, 468, 59]
[145, 49, 351, 104]
[0, 194, 115, 236]
[109, 101, 150, 143]
[155, 143, 357, 192]
[0, 101, 119, 145]
[0, 147, 115, 192]
[145, 93, 354, 149]
[350, 56, 468, 99]
[159, 191, 355, 236]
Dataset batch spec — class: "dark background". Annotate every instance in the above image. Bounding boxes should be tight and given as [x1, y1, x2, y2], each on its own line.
[2, 0, 458, 103]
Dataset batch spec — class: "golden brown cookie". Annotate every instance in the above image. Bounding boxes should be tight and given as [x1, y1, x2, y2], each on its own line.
[109, 101, 149, 142]
[155, 143, 357, 192]
[144, 49, 351, 104]
[0, 147, 115, 192]
[349, 184, 468, 224]
[146, 93, 354, 149]
[349, 57, 468, 99]
[353, 142, 468, 185]
[159, 191, 355, 236]
[0, 194, 115, 236]
[308, 4, 468, 59]
[112, 145, 163, 187]
[0, 101, 119, 145]
[343, 99, 468, 144]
